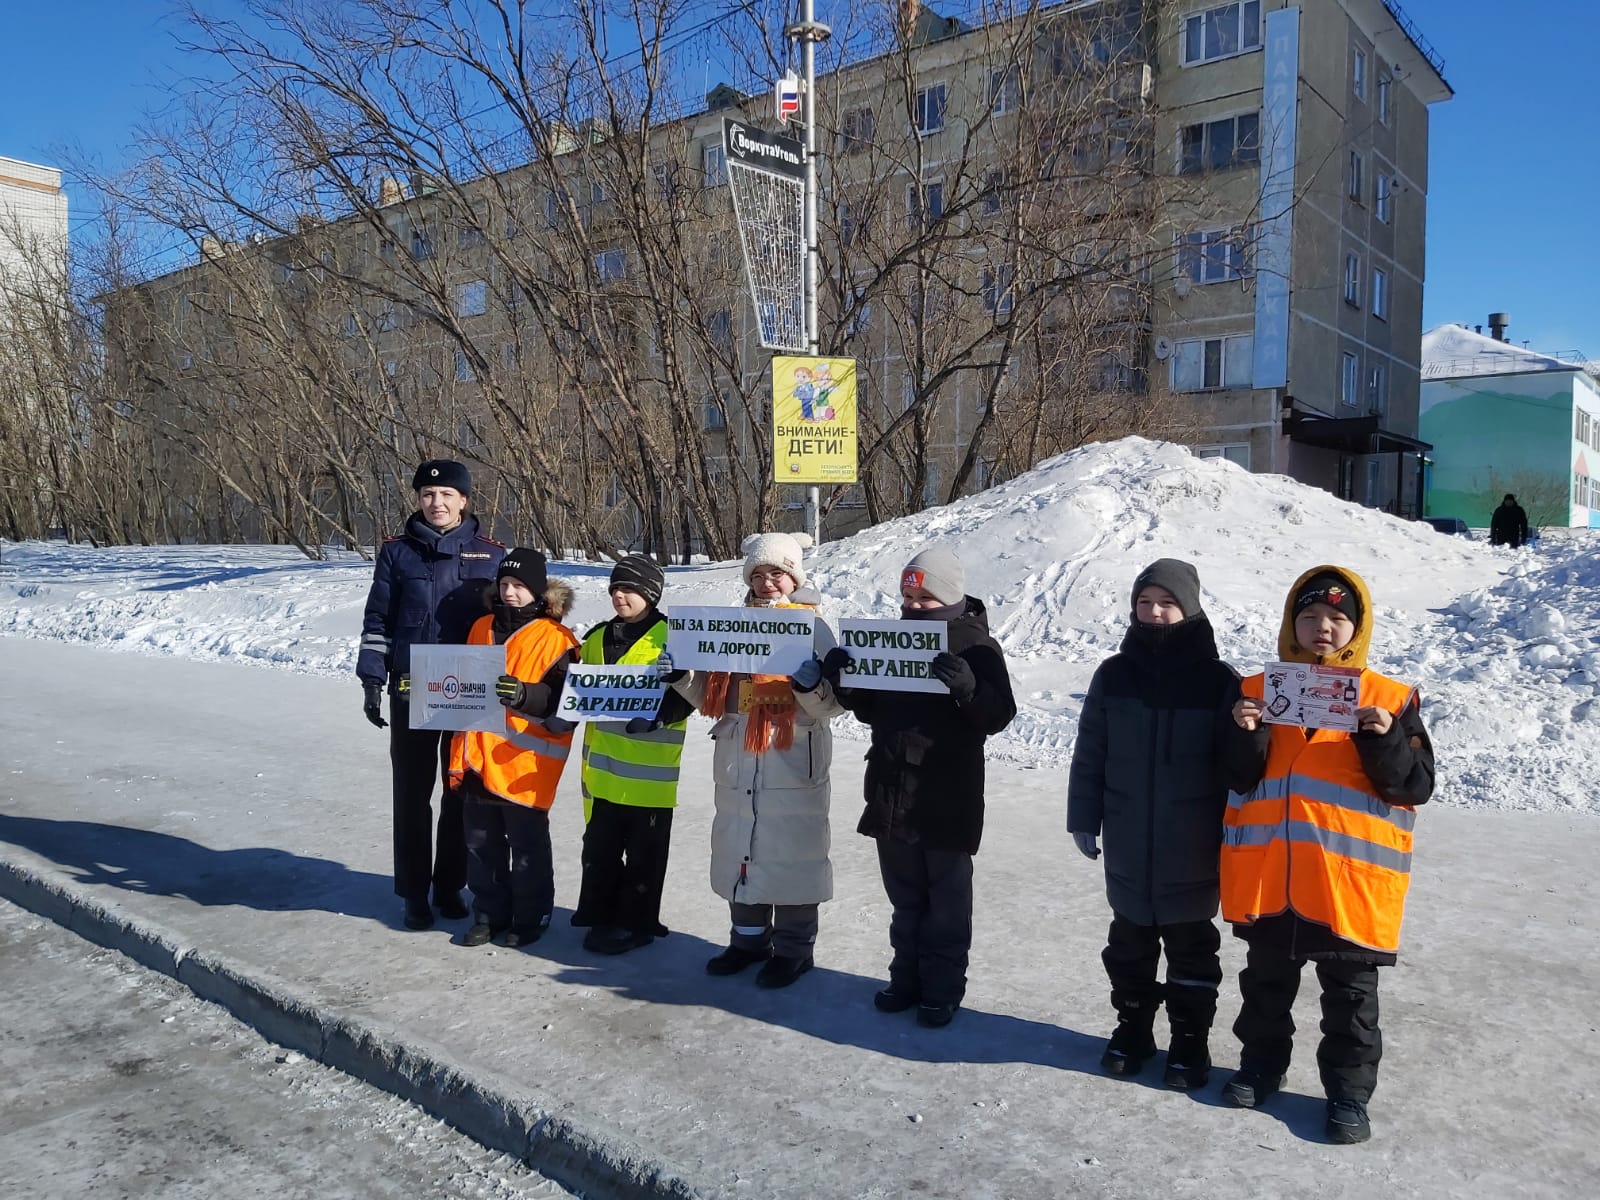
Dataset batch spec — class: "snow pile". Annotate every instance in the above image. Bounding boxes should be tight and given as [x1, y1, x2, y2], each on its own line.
[4, 437, 1596, 814]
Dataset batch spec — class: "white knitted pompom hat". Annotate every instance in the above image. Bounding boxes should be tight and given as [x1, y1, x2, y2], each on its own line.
[740, 531, 813, 589]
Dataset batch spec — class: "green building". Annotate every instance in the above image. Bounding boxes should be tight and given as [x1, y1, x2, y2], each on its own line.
[1420, 323, 1600, 530]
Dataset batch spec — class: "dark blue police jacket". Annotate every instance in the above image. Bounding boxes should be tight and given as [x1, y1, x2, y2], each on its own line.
[356, 512, 506, 689]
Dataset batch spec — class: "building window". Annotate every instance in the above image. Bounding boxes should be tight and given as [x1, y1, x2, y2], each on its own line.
[1344, 253, 1362, 305]
[1367, 362, 1388, 414]
[1372, 267, 1390, 320]
[1178, 226, 1252, 284]
[1180, 2, 1263, 66]
[922, 464, 942, 507]
[1348, 151, 1365, 202]
[1195, 443, 1250, 468]
[455, 279, 488, 318]
[982, 264, 1015, 316]
[543, 190, 561, 227]
[1364, 458, 1381, 505]
[1378, 74, 1392, 125]
[652, 162, 677, 202]
[1340, 351, 1360, 407]
[454, 349, 475, 383]
[1179, 112, 1261, 174]
[847, 285, 872, 337]
[915, 84, 947, 136]
[907, 180, 945, 229]
[1578, 410, 1594, 445]
[702, 143, 727, 186]
[1173, 334, 1253, 391]
[459, 225, 486, 249]
[594, 248, 626, 282]
[501, 343, 518, 372]
[703, 394, 726, 431]
[706, 308, 733, 353]
[979, 169, 1006, 217]
[378, 304, 398, 333]
[1352, 47, 1367, 100]
[840, 107, 876, 154]
[987, 66, 1020, 116]
[410, 225, 434, 260]
[590, 180, 608, 205]
[1376, 174, 1393, 223]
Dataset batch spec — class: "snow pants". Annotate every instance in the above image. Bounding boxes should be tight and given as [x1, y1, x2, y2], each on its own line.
[1232, 942, 1384, 1102]
[876, 838, 974, 1008]
[389, 700, 465, 901]
[1102, 912, 1222, 1036]
[572, 797, 673, 937]
[463, 796, 554, 935]
[728, 901, 819, 959]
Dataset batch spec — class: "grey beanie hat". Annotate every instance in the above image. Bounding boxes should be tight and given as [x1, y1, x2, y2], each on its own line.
[1131, 558, 1203, 620]
[900, 547, 966, 605]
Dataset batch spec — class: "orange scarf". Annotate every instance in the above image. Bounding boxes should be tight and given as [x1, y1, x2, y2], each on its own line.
[699, 597, 814, 754]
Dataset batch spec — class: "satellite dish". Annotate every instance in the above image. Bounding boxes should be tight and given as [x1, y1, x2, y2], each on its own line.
[1173, 275, 1193, 299]
[1153, 336, 1174, 360]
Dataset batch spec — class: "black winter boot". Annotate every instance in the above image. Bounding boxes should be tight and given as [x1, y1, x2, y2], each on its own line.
[705, 944, 771, 976]
[1222, 1069, 1284, 1109]
[1100, 1000, 1158, 1077]
[1325, 1098, 1372, 1144]
[1163, 1033, 1212, 1089]
[755, 953, 813, 989]
[402, 896, 434, 931]
[433, 889, 470, 920]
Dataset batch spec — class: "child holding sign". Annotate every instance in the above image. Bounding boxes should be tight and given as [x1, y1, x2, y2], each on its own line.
[1221, 566, 1434, 1145]
[449, 549, 581, 950]
[659, 531, 843, 989]
[1066, 559, 1241, 1087]
[571, 556, 696, 955]
[826, 547, 1016, 1028]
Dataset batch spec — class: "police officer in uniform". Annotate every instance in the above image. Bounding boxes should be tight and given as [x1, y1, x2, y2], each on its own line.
[358, 460, 505, 929]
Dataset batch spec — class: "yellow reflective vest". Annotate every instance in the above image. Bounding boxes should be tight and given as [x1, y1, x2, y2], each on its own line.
[448, 614, 579, 810]
[579, 620, 686, 821]
[1221, 670, 1418, 953]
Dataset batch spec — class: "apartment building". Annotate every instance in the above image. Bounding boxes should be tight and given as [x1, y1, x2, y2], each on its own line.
[0, 155, 69, 301]
[121, 0, 1452, 552]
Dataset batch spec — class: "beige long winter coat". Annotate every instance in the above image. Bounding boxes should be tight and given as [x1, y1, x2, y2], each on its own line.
[674, 670, 843, 905]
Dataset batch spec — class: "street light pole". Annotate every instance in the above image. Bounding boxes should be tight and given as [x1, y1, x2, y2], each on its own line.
[787, 0, 830, 545]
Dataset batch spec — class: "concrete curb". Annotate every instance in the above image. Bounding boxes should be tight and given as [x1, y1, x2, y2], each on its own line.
[0, 853, 701, 1199]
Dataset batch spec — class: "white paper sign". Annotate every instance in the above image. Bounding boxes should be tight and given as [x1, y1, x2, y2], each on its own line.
[665, 605, 815, 675]
[555, 665, 666, 723]
[835, 618, 948, 693]
[408, 644, 508, 732]
[1262, 661, 1361, 732]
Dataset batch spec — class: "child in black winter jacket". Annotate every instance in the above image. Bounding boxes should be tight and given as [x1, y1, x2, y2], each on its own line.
[1066, 559, 1242, 1088]
[827, 546, 1017, 1028]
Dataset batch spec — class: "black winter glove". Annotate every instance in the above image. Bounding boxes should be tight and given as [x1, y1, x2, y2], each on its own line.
[930, 652, 977, 702]
[625, 717, 662, 735]
[495, 674, 526, 709]
[820, 646, 852, 682]
[362, 680, 387, 728]
[543, 716, 577, 735]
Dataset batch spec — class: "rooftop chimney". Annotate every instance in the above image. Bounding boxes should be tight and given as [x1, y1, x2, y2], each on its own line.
[1488, 312, 1510, 342]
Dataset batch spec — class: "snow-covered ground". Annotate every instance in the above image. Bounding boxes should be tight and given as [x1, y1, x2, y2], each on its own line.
[5, 438, 1595, 813]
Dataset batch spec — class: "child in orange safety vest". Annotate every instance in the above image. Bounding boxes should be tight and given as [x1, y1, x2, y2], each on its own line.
[449, 548, 580, 950]
[1219, 566, 1434, 1146]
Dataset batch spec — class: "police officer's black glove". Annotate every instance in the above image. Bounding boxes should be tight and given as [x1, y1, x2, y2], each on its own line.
[930, 652, 976, 702]
[625, 717, 662, 735]
[362, 680, 387, 729]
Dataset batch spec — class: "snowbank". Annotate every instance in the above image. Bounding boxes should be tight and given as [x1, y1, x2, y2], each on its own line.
[4, 438, 1596, 814]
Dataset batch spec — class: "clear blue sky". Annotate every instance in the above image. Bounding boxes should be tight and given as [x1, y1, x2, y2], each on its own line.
[1, 0, 1594, 359]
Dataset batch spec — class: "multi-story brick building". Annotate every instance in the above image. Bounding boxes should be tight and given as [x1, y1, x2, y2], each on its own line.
[118, 0, 1452, 552]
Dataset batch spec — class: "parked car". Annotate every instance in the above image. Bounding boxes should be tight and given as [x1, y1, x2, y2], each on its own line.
[1422, 516, 1473, 539]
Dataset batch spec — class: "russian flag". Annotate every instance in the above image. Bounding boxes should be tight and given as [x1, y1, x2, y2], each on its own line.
[777, 72, 801, 123]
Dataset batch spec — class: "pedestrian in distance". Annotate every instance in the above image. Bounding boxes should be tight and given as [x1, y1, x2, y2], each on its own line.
[1066, 559, 1242, 1087]
[570, 555, 696, 956]
[1488, 493, 1530, 548]
[357, 459, 505, 931]
[656, 531, 843, 989]
[446, 548, 580, 950]
[1221, 566, 1434, 1145]
[825, 546, 1016, 1029]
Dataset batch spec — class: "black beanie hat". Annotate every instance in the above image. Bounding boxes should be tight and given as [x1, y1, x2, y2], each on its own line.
[1131, 558, 1203, 621]
[1293, 571, 1362, 625]
[412, 459, 472, 494]
[609, 555, 664, 607]
[497, 547, 547, 596]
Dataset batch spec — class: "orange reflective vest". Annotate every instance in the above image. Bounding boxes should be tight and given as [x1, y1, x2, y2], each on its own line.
[1221, 670, 1418, 954]
[448, 614, 580, 810]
